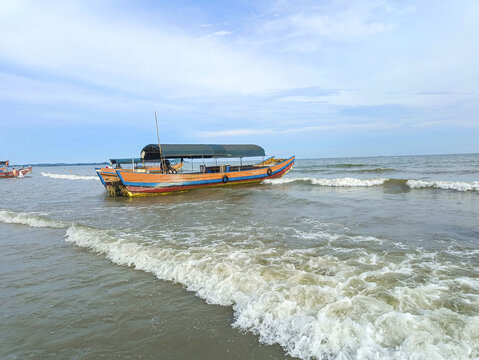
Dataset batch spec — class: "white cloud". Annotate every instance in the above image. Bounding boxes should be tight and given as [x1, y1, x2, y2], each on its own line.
[199, 128, 274, 137]
[256, 0, 398, 47]
[1, 0, 478, 138]
[205, 31, 233, 37]
[0, 73, 153, 111]
[198, 121, 403, 138]
[276, 96, 328, 103]
[0, 1, 313, 98]
[262, 12, 391, 41]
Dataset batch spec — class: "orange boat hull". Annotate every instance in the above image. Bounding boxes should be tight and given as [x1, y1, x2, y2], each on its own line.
[113, 156, 294, 197]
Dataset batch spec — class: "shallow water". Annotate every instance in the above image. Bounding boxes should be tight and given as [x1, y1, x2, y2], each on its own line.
[1, 154, 478, 359]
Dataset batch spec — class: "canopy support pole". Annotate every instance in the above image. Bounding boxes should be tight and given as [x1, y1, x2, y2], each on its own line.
[154, 111, 166, 174]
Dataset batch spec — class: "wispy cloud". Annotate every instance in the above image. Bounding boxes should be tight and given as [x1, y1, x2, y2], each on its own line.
[198, 115, 479, 138]
[261, 10, 392, 40]
[198, 121, 401, 138]
[0, 1, 310, 97]
[199, 128, 274, 137]
[251, 0, 400, 53]
[276, 96, 328, 103]
[202, 30, 233, 38]
[413, 91, 474, 96]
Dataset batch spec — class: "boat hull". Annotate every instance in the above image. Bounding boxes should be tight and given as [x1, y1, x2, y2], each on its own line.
[113, 156, 294, 197]
[0, 167, 32, 178]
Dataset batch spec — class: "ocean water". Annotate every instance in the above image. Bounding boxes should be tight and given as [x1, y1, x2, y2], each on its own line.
[1, 154, 478, 359]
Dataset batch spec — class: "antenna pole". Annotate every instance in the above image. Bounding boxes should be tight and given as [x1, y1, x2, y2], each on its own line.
[155, 111, 166, 173]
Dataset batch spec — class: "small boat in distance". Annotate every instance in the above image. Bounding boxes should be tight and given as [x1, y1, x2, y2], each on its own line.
[97, 144, 294, 197]
[0, 161, 32, 178]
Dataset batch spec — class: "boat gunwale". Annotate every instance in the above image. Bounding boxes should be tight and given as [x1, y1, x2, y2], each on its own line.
[121, 160, 294, 196]
[116, 156, 295, 188]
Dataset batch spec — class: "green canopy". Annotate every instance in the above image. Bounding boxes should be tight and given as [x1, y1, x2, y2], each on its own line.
[110, 158, 142, 165]
[141, 144, 266, 160]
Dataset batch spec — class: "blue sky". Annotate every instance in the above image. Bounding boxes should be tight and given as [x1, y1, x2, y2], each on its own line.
[0, 0, 478, 163]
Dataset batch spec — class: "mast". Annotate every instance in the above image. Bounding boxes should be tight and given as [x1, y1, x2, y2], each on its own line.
[154, 111, 166, 173]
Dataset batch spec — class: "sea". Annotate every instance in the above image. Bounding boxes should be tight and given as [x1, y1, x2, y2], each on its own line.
[1, 154, 478, 360]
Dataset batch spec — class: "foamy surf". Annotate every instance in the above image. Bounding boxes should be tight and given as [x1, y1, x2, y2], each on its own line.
[1, 208, 477, 359]
[0, 209, 67, 228]
[407, 179, 479, 192]
[263, 177, 389, 187]
[41, 172, 99, 180]
[264, 177, 479, 192]
[63, 224, 479, 360]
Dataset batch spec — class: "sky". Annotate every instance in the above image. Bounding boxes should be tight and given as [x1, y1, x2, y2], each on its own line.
[0, 0, 478, 163]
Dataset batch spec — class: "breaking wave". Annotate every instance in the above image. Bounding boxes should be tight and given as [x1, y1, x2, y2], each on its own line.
[263, 177, 389, 187]
[296, 168, 397, 174]
[0, 209, 67, 228]
[264, 177, 479, 192]
[63, 224, 479, 360]
[41, 172, 99, 180]
[1, 208, 478, 359]
[407, 179, 479, 192]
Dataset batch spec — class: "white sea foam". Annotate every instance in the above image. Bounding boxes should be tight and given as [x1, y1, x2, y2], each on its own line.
[407, 179, 479, 192]
[64, 224, 479, 360]
[0, 209, 67, 228]
[263, 177, 389, 187]
[2, 208, 477, 359]
[41, 172, 99, 180]
[265, 177, 479, 192]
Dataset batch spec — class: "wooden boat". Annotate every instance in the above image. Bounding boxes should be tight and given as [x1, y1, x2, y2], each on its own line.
[99, 144, 294, 197]
[0, 161, 32, 178]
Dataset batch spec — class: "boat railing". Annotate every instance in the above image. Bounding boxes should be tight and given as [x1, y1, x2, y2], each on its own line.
[198, 164, 261, 174]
